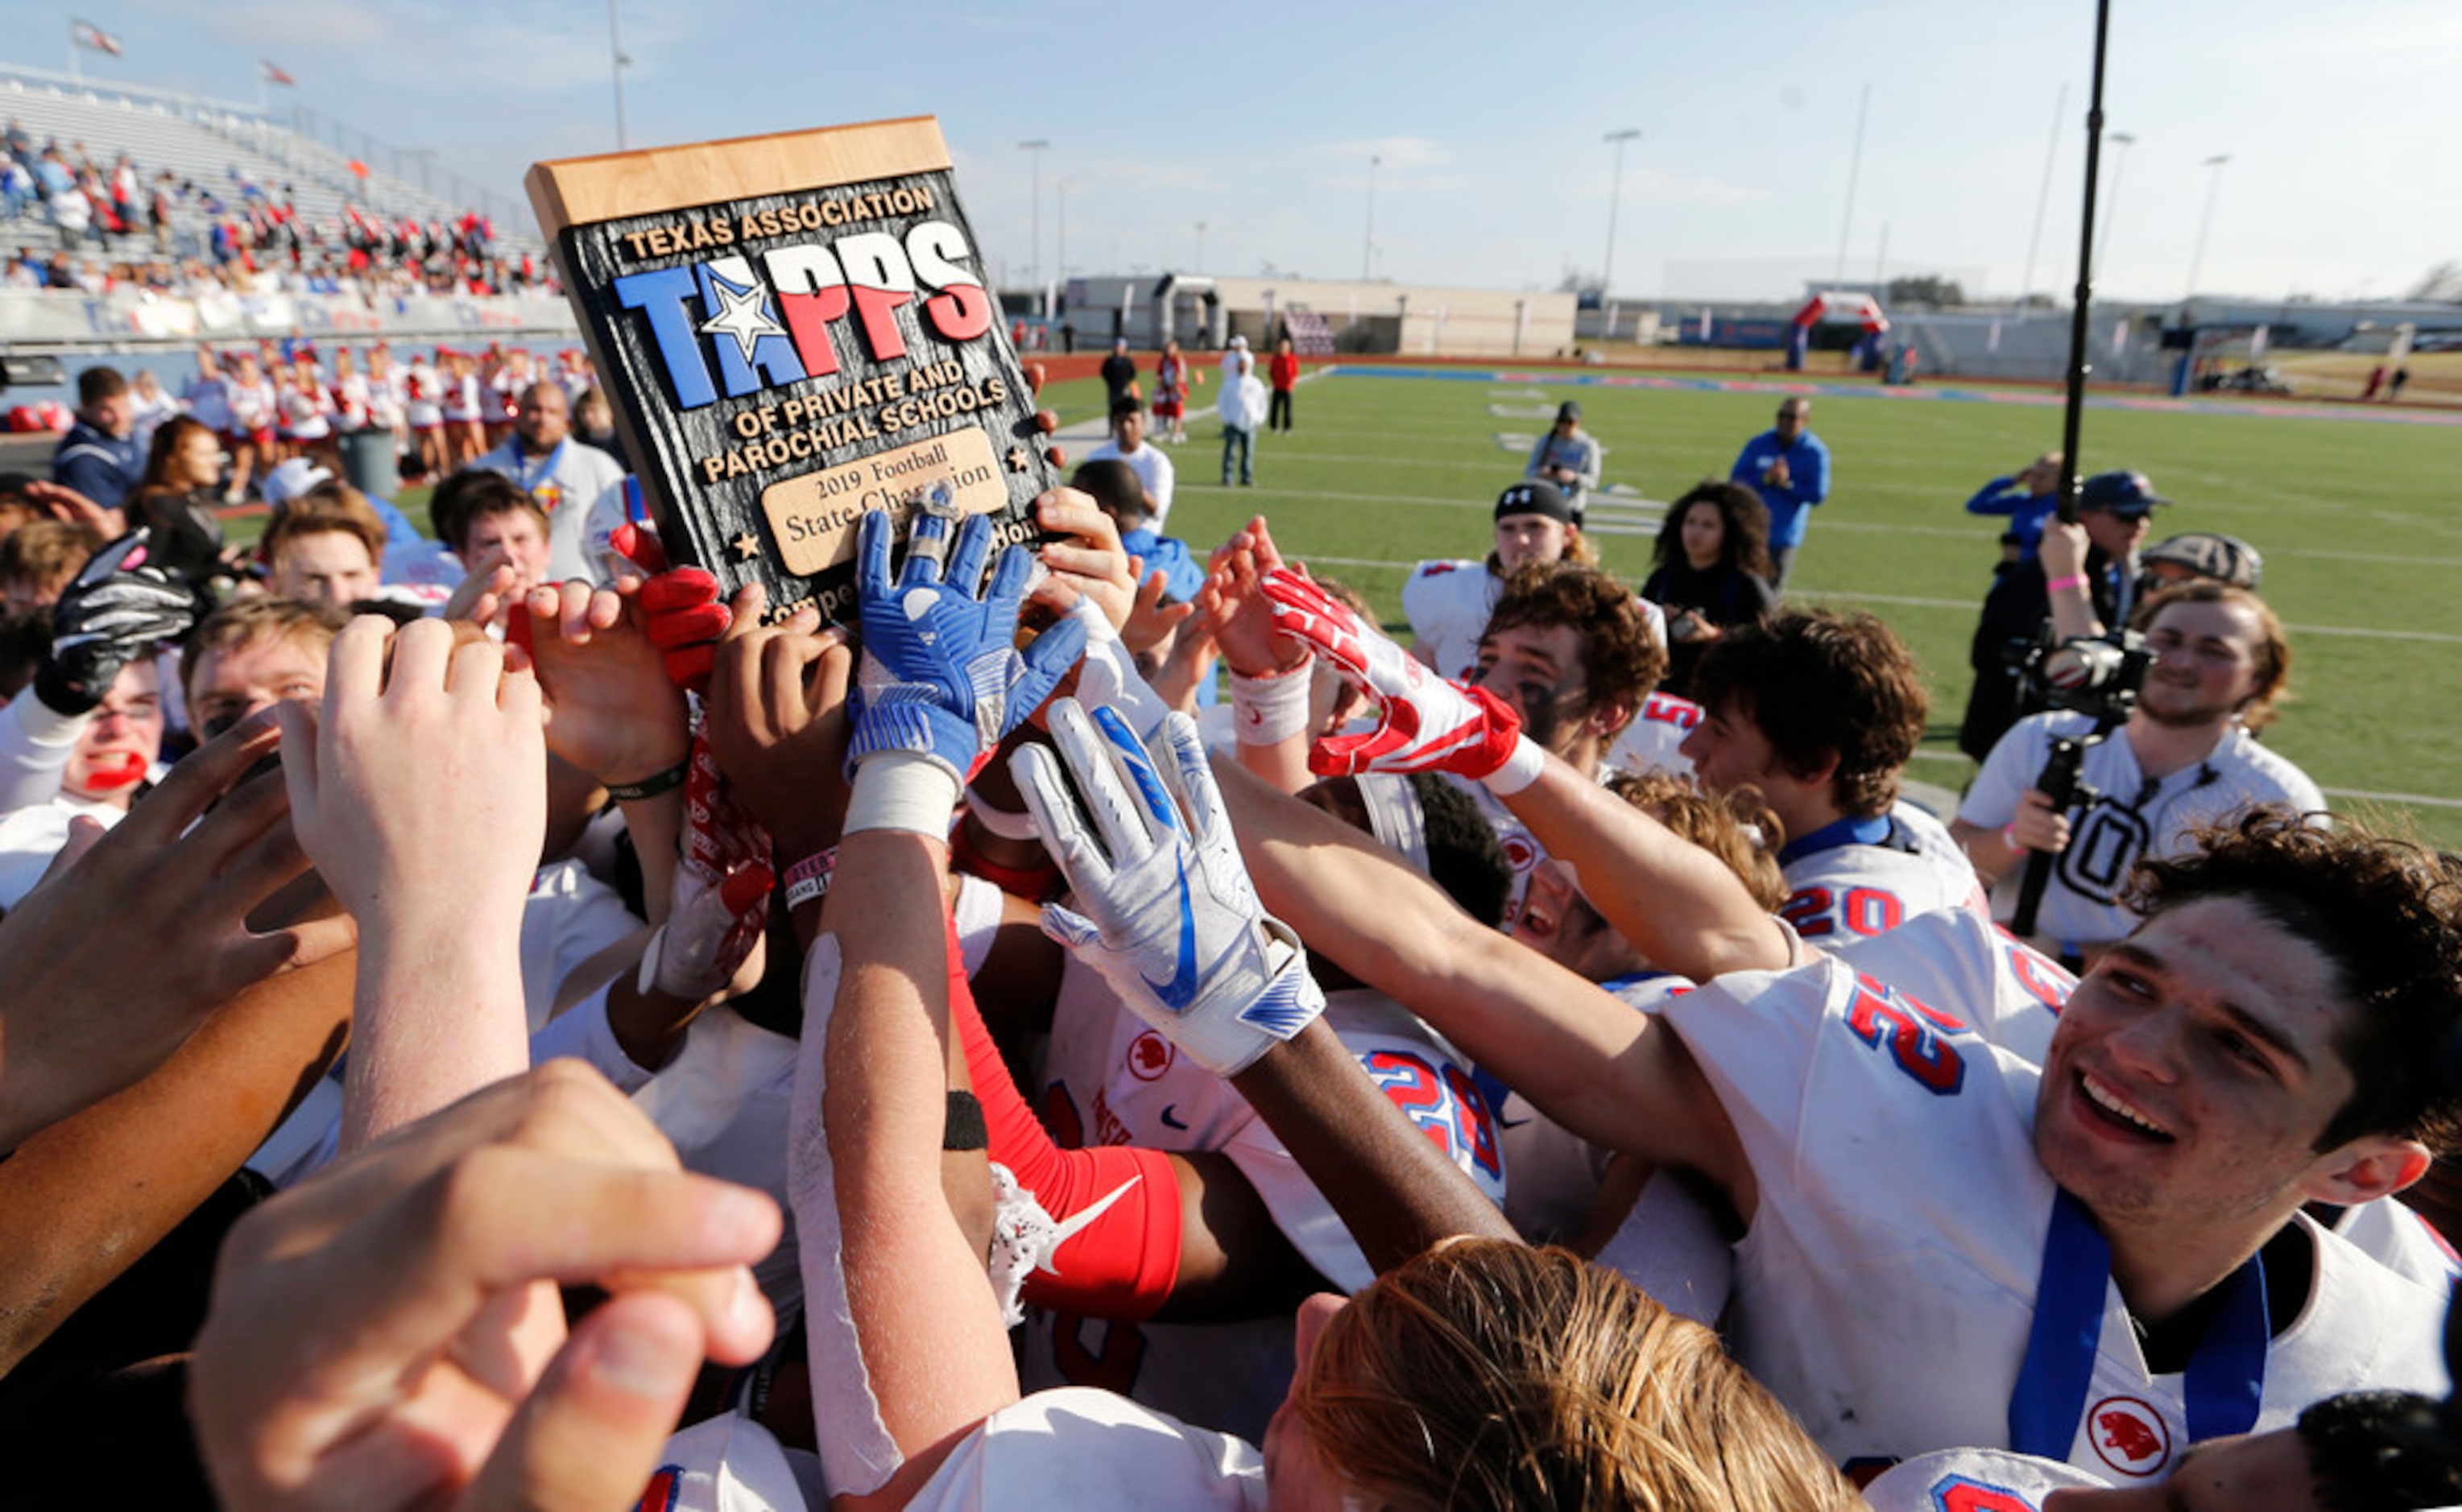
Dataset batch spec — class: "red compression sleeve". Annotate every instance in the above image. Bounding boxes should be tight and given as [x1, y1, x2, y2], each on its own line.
[946, 932, 1182, 1320]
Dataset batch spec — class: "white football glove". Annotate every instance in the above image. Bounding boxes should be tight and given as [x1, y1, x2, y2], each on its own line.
[1011, 700, 1323, 1078]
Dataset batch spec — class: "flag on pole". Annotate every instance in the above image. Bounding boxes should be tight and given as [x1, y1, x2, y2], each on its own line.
[263, 60, 297, 86]
[71, 19, 123, 55]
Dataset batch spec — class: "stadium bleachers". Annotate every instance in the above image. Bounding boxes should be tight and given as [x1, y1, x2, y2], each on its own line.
[0, 62, 536, 254]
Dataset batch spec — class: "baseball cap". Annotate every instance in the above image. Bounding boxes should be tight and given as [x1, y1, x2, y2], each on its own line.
[1494, 479, 1576, 526]
[1555, 400, 1583, 424]
[261, 458, 333, 507]
[1229, 334, 1249, 349]
[2143, 531, 2263, 589]
[2077, 469, 2167, 518]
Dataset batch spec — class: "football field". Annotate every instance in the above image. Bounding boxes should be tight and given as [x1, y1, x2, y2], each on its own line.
[1071, 366, 2462, 849]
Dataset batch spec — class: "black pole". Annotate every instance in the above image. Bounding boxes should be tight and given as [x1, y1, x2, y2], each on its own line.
[2055, 0, 2112, 526]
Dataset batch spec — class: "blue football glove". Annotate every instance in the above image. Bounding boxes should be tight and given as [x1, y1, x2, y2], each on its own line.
[846, 506, 1086, 787]
[1012, 700, 1324, 1078]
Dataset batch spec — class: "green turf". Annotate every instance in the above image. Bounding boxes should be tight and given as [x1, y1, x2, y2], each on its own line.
[1152, 370, 2462, 849]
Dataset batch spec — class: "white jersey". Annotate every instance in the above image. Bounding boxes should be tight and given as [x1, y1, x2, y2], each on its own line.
[1863, 1449, 2109, 1511]
[1958, 714, 2328, 951]
[1023, 974, 1505, 1441]
[1082, 438, 1176, 528]
[365, 369, 406, 429]
[228, 377, 277, 433]
[1661, 950, 2452, 1477]
[519, 857, 642, 1031]
[906, 1389, 1262, 1512]
[1775, 803, 1987, 944]
[1401, 558, 1499, 683]
[1602, 689, 1699, 782]
[333, 371, 370, 430]
[441, 371, 480, 423]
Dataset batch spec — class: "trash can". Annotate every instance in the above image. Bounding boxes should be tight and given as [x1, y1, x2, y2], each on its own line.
[338, 427, 399, 501]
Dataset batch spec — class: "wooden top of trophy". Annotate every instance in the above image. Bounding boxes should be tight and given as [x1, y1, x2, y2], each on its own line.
[526, 116, 953, 233]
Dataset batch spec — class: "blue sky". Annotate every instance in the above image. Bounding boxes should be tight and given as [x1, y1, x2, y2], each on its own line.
[50, 0, 2462, 304]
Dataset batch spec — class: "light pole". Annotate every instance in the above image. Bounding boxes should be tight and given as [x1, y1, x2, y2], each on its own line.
[1017, 139, 1049, 288]
[607, 0, 632, 150]
[1194, 220, 1206, 271]
[2091, 131, 2133, 283]
[1054, 180, 1070, 283]
[2183, 154, 2229, 300]
[1361, 155, 1379, 281]
[1600, 128, 1640, 297]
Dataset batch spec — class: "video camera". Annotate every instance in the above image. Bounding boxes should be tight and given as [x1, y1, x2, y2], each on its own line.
[2014, 626, 2151, 726]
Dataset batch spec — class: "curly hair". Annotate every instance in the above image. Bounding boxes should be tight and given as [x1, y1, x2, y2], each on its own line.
[1608, 770, 1790, 913]
[2129, 578, 2293, 732]
[2129, 808, 2462, 1155]
[1653, 479, 1773, 582]
[1483, 561, 1667, 729]
[1290, 1239, 1860, 1511]
[1687, 608, 1926, 820]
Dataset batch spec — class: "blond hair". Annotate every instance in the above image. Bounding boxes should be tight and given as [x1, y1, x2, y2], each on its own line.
[1608, 770, 1790, 913]
[1291, 1240, 1856, 1511]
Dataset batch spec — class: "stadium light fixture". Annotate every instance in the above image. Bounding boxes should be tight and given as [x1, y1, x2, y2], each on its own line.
[2183, 154, 2231, 301]
[1019, 140, 1050, 289]
[1602, 129, 1641, 300]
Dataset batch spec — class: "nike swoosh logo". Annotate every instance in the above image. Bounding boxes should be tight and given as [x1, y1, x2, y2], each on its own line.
[1142, 873, 1199, 1011]
[1159, 1105, 1189, 1130]
[1035, 1175, 1144, 1274]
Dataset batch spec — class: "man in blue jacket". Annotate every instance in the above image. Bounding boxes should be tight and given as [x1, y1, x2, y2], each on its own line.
[1728, 396, 1829, 589]
[50, 366, 143, 514]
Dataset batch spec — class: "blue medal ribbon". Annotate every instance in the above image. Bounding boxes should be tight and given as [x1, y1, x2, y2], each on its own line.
[2009, 1189, 2268, 1459]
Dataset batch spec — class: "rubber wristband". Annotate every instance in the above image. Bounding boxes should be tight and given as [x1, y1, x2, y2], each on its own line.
[2045, 572, 2089, 593]
[1479, 733, 1548, 797]
[2004, 823, 2022, 851]
[784, 848, 839, 911]
[1231, 657, 1314, 746]
[604, 761, 689, 801]
[844, 750, 963, 837]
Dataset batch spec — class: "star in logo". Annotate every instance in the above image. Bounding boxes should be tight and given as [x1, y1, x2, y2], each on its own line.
[699, 275, 786, 366]
[730, 530, 762, 561]
[1004, 445, 1030, 473]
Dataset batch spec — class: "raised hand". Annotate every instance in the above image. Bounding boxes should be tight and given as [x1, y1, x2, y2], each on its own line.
[1259, 568, 1537, 787]
[636, 735, 773, 1002]
[0, 708, 354, 1151]
[846, 507, 1084, 789]
[606, 492, 730, 692]
[192, 1061, 780, 1512]
[515, 578, 689, 789]
[39, 529, 201, 713]
[701, 584, 853, 859]
[1011, 700, 1322, 1077]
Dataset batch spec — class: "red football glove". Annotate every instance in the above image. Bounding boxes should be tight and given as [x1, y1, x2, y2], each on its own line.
[638, 731, 773, 1002]
[609, 488, 730, 692]
[1259, 568, 1537, 786]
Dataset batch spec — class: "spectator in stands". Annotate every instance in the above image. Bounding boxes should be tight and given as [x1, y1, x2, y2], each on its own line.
[1641, 479, 1777, 696]
[473, 379, 628, 585]
[1083, 390, 1177, 524]
[50, 366, 142, 514]
[1962, 449, 2063, 562]
[1728, 396, 1830, 590]
[1524, 400, 1603, 511]
[259, 489, 387, 607]
[1956, 468, 2162, 761]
